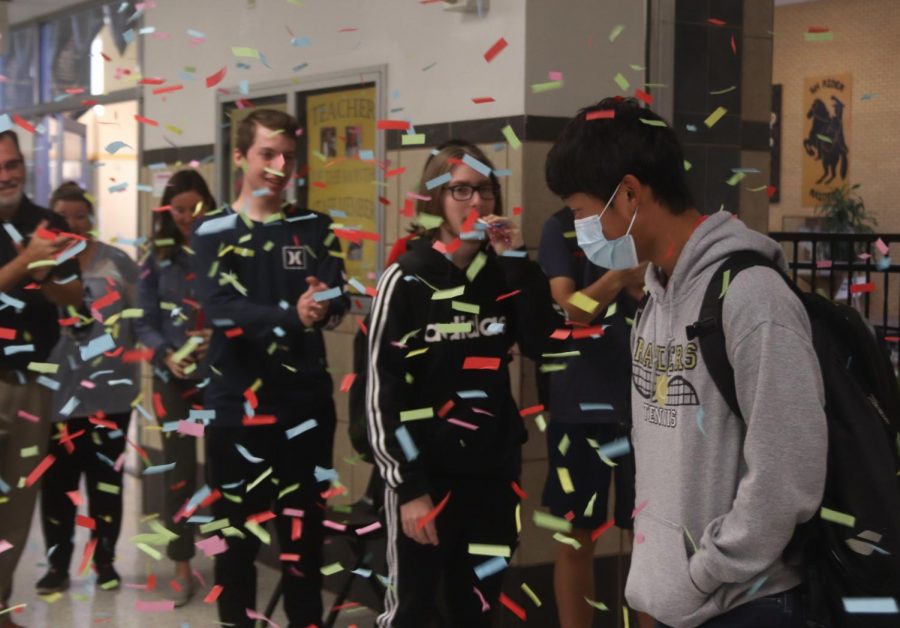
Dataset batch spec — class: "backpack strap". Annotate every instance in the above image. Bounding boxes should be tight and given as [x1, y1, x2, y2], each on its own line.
[688, 250, 786, 421]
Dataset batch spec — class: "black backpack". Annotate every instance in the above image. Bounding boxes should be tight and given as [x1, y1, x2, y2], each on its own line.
[676, 250, 900, 627]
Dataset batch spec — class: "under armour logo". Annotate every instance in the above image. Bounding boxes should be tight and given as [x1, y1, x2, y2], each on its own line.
[282, 246, 306, 269]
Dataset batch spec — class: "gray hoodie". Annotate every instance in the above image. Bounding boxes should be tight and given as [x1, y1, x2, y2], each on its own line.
[624, 212, 827, 627]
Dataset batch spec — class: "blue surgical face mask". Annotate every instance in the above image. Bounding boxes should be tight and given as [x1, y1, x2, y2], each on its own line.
[573, 183, 639, 270]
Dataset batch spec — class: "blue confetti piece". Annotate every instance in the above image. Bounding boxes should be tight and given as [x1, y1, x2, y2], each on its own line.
[395, 426, 419, 462]
[186, 29, 206, 39]
[474, 556, 507, 580]
[236, 443, 264, 463]
[4, 344, 34, 356]
[80, 333, 116, 361]
[186, 485, 212, 512]
[746, 574, 767, 597]
[596, 437, 631, 460]
[0, 478, 9, 493]
[59, 396, 80, 417]
[686, 124, 698, 132]
[492, 169, 512, 177]
[329, 209, 348, 218]
[425, 172, 452, 190]
[39, 376, 62, 392]
[842, 598, 898, 614]
[457, 390, 488, 399]
[139, 26, 155, 35]
[252, 187, 272, 197]
[348, 278, 367, 294]
[56, 239, 86, 264]
[499, 250, 527, 257]
[189, 409, 216, 422]
[696, 406, 707, 436]
[239, 80, 250, 95]
[285, 419, 318, 440]
[96, 452, 115, 468]
[143, 463, 176, 475]
[0, 114, 11, 132]
[291, 37, 311, 47]
[877, 256, 891, 271]
[0, 292, 25, 311]
[148, 162, 168, 170]
[313, 286, 343, 302]
[359, 149, 374, 160]
[315, 466, 338, 483]
[485, 322, 505, 335]
[2, 223, 23, 244]
[580, 403, 614, 411]
[292, 62, 309, 73]
[136, 184, 153, 193]
[196, 213, 238, 236]
[462, 153, 491, 176]
[122, 29, 135, 44]
[186, 515, 214, 524]
[108, 181, 128, 193]
[161, 421, 181, 433]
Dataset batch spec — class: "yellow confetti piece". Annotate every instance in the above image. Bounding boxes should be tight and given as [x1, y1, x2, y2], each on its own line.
[401, 133, 426, 146]
[263, 167, 284, 177]
[246, 466, 273, 492]
[451, 301, 480, 315]
[96, 482, 121, 495]
[614, 73, 630, 91]
[245, 520, 271, 545]
[468, 544, 512, 557]
[533, 510, 573, 533]
[40, 592, 63, 603]
[435, 322, 472, 334]
[321, 562, 344, 576]
[515, 502, 522, 533]
[416, 214, 444, 230]
[501, 124, 521, 149]
[406, 347, 429, 358]
[521, 582, 542, 607]
[20, 446, 38, 458]
[466, 251, 488, 282]
[199, 519, 230, 535]
[119, 308, 143, 319]
[232, 46, 261, 59]
[605, 302, 617, 318]
[584, 492, 597, 517]
[704, 106, 728, 128]
[585, 597, 609, 611]
[557, 467, 575, 494]
[432, 285, 465, 300]
[278, 483, 300, 500]
[26, 259, 57, 270]
[540, 363, 567, 373]
[684, 160, 692, 171]
[719, 269, 732, 298]
[609, 25, 625, 42]
[558, 433, 570, 456]
[820, 506, 855, 527]
[726, 172, 746, 186]
[568, 291, 599, 314]
[553, 532, 582, 549]
[400, 407, 434, 422]
[534, 413, 547, 432]
[27, 362, 58, 374]
[135, 543, 163, 560]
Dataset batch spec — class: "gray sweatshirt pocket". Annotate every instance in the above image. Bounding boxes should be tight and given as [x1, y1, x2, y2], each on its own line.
[625, 511, 708, 627]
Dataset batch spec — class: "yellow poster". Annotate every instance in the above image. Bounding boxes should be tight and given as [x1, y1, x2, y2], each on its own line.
[306, 86, 378, 287]
[802, 73, 852, 207]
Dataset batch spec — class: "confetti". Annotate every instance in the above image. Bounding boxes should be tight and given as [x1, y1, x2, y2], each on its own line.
[484, 37, 508, 62]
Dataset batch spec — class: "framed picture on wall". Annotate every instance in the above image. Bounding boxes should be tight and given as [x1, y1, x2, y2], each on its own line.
[770, 84, 782, 204]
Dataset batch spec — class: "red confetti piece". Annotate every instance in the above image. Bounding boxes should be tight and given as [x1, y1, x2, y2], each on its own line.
[311, 181, 328, 189]
[67, 491, 83, 506]
[242, 415, 277, 426]
[462, 356, 501, 370]
[247, 510, 276, 525]
[386, 167, 406, 178]
[76, 515, 96, 530]
[0, 327, 15, 340]
[280, 553, 301, 562]
[499, 593, 527, 620]
[204, 584, 224, 604]
[138, 77, 166, 85]
[513, 206, 523, 216]
[146, 573, 157, 592]
[496, 289, 521, 302]
[244, 388, 258, 409]
[100, 52, 112, 62]
[519, 405, 544, 417]
[586, 109, 616, 121]
[591, 518, 615, 542]
[472, 97, 496, 104]
[376, 119, 410, 131]
[25, 454, 55, 488]
[356, 317, 368, 336]
[416, 490, 452, 529]
[78, 538, 97, 575]
[134, 114, 159, 127]
[153, 84, 184, 95]
[91, 289, 121, 311]
[571, 326, 605, 339]
[808, 26, 831, 33]
[550, 328, 571, 340]
[340, 373, 357, 393]
[65, 87, 85, 95]
[511, 481, 528, 500]
[122, 348, 155, 363]
[437, 399, 455, 418]
[153, 392, 166, 419]
[634, 89, 653, 105]
[730, 34, 737, 55]
[707, 18, 726, 26]
[225, 327, 244, 338]
[338, 27, 358, 33]
[205, 66, 227, 88]
[12, 115, 35, 134]
[850, 282, 875, 294]
[378, 196, 391, 206]
[81, 100, 99, 107]
[484, 37, 508, 63]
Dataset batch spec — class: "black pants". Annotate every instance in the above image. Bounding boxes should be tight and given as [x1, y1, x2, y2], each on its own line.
[378, 477, 520, 628]
[206, 402, 336, 628]
[40, 412, 131, 571]
[155, 376, 201, 561]
[655, 587, 804, 628]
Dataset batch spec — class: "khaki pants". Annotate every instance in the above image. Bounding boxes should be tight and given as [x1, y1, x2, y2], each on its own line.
[0, 374, 52, 606]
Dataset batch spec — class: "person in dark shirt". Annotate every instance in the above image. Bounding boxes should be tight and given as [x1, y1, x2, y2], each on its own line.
[538, 207, 650, 628]
[135, 169, 216, 607]
[0, 129, 82, 625]
[192, 109, 349, 628]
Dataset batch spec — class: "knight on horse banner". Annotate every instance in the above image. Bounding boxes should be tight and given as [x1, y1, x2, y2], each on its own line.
[802, 73, 852, 207]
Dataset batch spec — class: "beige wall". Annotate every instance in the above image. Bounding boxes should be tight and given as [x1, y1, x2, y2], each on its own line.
[771, 0, 900, 233]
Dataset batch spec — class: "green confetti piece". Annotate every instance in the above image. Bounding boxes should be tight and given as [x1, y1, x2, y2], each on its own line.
[321, 562, 344, 576]
[245, 520, 271, 544]
[401, 133, 426, 146]
[719, 269, 731, 298]
[521, 582, 542, 607]
[726, 172, 746, 186]
[27, 362, 59, 374]
[468, 544, 512, 557]
[805, 31, 833, 42]
[534, 414, 547, 432]
[466, 251, 488, 282]
[552, 532, 582, 549]
[232, 46, 261, 59]
[435, 323, 472, 334]
[541, 351, 581, 359]
[639, 118, 667, 127]
[199, 519, 230, 535]
[533, 510, 573, 533]
[432, 285, 465, 300]
[96, 482, 120, 495]
[614, 73, 630, 91]
[99, 578, 121, 590]
[816, 133, 833, 143]
[558, 433, 570, 456]
[584, 492, 597, 517]
[820, 506, 856, 527]
[704, 106, 728, 128]
[609, 25, 625, 42]
[557, 467, 575, 494]
[684, 160, 692, 171]
[451, 301, 480, 315]
[278, 483, 300, 500]
[501, 124, 521, 149]
[20, 446, 38, 458]
[585, 597, 609, 611]
[400, 407, 434, 422]
[246, 466, 273, 492]
[539, 363, 568, 373]
[747, 185, 769, 192]
[119, 308, 143, 319]
[629, 64, 645, 71]
[531, 80, 564, 93]
[135, 543, 162, 560]
[415, 213, 444, 230]
[406, 348, 428, 358]
[605, 302, 617, 318]
[263, 167, 284, 177]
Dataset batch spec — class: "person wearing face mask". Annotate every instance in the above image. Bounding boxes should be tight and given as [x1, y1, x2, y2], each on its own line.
[36, 182, 140, 595]
[545, 97, 826, 628]
[537, 205, 652, 628]
[192, 109, 349, 628]
[0, 131, 83, 626]
[134, 169, 215, 606]
[367, 140, 555, 628]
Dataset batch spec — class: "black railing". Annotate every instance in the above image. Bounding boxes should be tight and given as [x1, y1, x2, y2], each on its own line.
[768, 232, 900, 340]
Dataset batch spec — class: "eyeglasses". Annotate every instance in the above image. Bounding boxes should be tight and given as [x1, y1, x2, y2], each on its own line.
[0, 159, 23, 174]
[445, 184, 497, 202]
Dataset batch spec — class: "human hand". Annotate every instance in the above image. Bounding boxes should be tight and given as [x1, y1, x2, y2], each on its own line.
[480, 215, 524, 255]
[16, 221, 74, 281]
[400, 494, 439, 545]
[296, 276, 331, 327]
[164, 350, 193, 379]
[187, 328, 212, 362]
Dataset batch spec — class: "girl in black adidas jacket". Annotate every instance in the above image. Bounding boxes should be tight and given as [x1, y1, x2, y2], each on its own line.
[367, 140, 554, 627]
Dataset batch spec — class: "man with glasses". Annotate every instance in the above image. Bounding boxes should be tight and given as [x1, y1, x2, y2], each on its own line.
[0, 129, 82, 625]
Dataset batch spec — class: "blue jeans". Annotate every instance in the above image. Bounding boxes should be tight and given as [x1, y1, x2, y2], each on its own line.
[655, 587, 804, 628]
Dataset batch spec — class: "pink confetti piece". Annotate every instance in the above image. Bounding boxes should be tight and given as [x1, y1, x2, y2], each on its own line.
[0, 540, 12, 555]
[447, 418, 479, 431]
[323, 520, 347, 532]
[177, 420, 205, 437]
[875, 238, 890, 255]
[634, 532, 646, 544]
[632, 499, 648, 519]
[355, 521, 383, 536]
[195, 535, 228, 558]
[135, 600, 175, 612]
[246, 609, 280, 627]
[548, 71, 563, 81]
[17, 410, 39, 422]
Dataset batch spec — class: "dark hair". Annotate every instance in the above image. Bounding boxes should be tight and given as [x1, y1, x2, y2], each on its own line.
[50, 181, 93, 213]
[545, 97, 694, 214]
[154, 169, 216, 260]
[235, 109, 299, 156]
[413, 139, 502, 238]
[0, 130, 22, 157]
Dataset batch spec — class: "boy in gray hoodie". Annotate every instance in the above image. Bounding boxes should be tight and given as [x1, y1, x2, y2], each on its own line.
[544, 97, 828, 628]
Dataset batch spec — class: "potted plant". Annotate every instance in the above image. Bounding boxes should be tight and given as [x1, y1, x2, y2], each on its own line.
[815, 183, 877, 262]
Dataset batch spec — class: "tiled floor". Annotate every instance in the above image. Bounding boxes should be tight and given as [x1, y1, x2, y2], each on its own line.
[7, 473, 378, 627]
